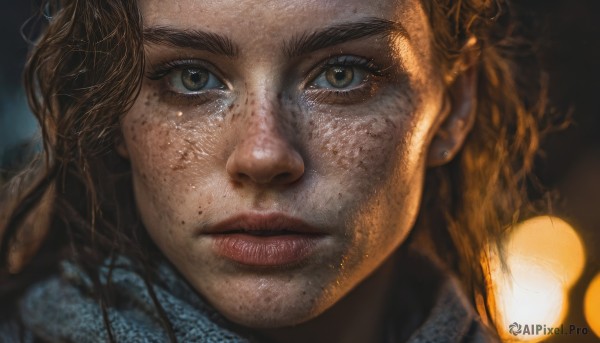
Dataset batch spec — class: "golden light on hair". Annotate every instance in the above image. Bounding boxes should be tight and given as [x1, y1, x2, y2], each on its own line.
[584, 273, 600, 338]
[488, 216, 586, 342]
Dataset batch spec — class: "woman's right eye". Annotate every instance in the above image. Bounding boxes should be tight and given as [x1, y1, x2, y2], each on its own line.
[167, 67, 224, 94]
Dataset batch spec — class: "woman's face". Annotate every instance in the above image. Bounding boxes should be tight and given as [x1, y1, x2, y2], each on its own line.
[121, 0, 448, 328]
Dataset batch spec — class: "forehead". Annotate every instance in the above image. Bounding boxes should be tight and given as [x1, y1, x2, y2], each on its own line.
[139, 0, 429, 47]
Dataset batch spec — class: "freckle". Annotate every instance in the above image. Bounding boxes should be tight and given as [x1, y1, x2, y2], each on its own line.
[198, 211, 203, 215]
[309, 120, 314, 126]
[245, 98, 248, 105]
[228, 103, 234, 110]
[181, 220, 185, 225]
[250, 100, 255, 105]
[141, 120, 147, 126]
[250, 111, 255, 117]
[332, 149, 338, 155]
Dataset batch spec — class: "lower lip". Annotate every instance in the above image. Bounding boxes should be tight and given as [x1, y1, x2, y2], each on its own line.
[211, 233, 322, 266]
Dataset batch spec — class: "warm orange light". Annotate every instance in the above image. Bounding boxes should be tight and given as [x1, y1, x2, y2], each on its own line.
[584, 273, 600, 338]
[492, 255, 568, 342]
[507, 216, 585, 288]
[488, 216, 586, 342]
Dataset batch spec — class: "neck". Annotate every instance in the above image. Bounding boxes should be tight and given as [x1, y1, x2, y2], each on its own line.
[254, 252, 412, 343]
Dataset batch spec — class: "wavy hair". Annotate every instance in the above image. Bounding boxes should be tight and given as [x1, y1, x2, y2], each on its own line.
[0, 0, 552, 341]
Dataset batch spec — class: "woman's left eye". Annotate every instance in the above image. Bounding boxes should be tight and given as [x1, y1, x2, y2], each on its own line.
[312, 65, 367, 90]
[167, 67, 224, 94]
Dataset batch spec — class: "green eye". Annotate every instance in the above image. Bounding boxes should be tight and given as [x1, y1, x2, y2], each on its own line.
[181, 68, 209, 91]
[168, 67, 223, 93]
[325, 66, 355, 88]
[311, 62, 368, 90]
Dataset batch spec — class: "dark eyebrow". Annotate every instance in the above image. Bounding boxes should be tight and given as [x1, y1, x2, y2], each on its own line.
[143, 26, 239, 57]
[284, 18, 408, 57]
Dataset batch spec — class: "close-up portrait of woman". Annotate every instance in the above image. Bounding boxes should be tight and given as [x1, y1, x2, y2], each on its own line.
[1, 0, 599, 342]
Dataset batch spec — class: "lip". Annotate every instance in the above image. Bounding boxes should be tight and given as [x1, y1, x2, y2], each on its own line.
[205, 213, 326, 266]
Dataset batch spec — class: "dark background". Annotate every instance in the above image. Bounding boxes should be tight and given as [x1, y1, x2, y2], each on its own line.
[1, 1, 599, 342]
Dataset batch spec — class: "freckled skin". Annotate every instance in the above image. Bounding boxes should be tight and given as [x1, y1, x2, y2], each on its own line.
[120, 0, 449, 341]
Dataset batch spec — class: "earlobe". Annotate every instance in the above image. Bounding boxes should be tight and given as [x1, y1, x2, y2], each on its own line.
[427, 61, 478, 167]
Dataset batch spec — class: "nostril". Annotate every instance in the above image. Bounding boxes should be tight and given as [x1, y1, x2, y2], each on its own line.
[236, 173, 249, 182]
[273, 172, 292, 183]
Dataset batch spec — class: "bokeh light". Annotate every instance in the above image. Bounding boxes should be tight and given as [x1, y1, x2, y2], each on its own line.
[506, 216, 585, 288]
[489, 216, 586, 342]
[584, 273, 600, 338]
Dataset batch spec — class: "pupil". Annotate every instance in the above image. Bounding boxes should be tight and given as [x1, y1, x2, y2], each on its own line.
[326, 66, 353, 88]
[182, 68, 208, 91]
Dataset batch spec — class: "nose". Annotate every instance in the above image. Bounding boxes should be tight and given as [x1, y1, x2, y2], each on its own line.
[225, 104, 304, 186]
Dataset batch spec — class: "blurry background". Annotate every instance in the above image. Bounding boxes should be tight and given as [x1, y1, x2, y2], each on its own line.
[1, 1, 599, 342]
[0, 2, 40, 182]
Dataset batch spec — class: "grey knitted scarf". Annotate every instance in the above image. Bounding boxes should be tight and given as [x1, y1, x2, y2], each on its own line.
[1, 255, 497, 342]
[13, 258, 249, 342]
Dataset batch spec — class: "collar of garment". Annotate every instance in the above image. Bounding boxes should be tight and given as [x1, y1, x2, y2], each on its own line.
[6, 253, 497, 343]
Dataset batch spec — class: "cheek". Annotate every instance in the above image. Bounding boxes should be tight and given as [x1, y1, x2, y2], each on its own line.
[120, 90, 225, 232]
[305, 92, 432, 276]
[311, 116, 399, 178]
[306, 90, 423, 195]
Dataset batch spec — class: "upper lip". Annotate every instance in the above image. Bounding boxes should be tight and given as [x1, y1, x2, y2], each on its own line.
[205, 213, 324, 235]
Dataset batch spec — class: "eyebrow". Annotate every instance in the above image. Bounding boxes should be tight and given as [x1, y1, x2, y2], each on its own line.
[284, 18, 408, 57]
[142, 17, 407, 59]
[143, 26, 239, 57]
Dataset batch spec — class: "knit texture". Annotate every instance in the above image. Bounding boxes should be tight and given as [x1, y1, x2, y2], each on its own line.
[1, 255, 497, 342]
[17, 258, 248, 343]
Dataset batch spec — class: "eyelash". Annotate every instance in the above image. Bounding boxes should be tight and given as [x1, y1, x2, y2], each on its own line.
[317, 55, 385, 77]
[146, 55, 387, 104]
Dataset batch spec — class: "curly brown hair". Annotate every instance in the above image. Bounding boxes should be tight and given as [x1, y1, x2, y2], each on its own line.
[0, 0, 552, 341]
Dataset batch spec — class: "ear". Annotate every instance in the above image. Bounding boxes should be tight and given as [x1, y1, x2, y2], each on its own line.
[427, 56, 478, 167]
[114, 132, 130, 159]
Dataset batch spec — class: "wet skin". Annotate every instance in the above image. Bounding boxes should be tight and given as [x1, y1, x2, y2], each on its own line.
[118, 0, 471, 342]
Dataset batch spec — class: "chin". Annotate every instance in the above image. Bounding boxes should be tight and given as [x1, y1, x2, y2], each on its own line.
[215, 290, 328, 328]
[198, 272, 337, 329]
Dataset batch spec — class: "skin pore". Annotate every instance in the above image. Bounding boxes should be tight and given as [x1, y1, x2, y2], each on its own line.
[117, 0, 475, 342]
